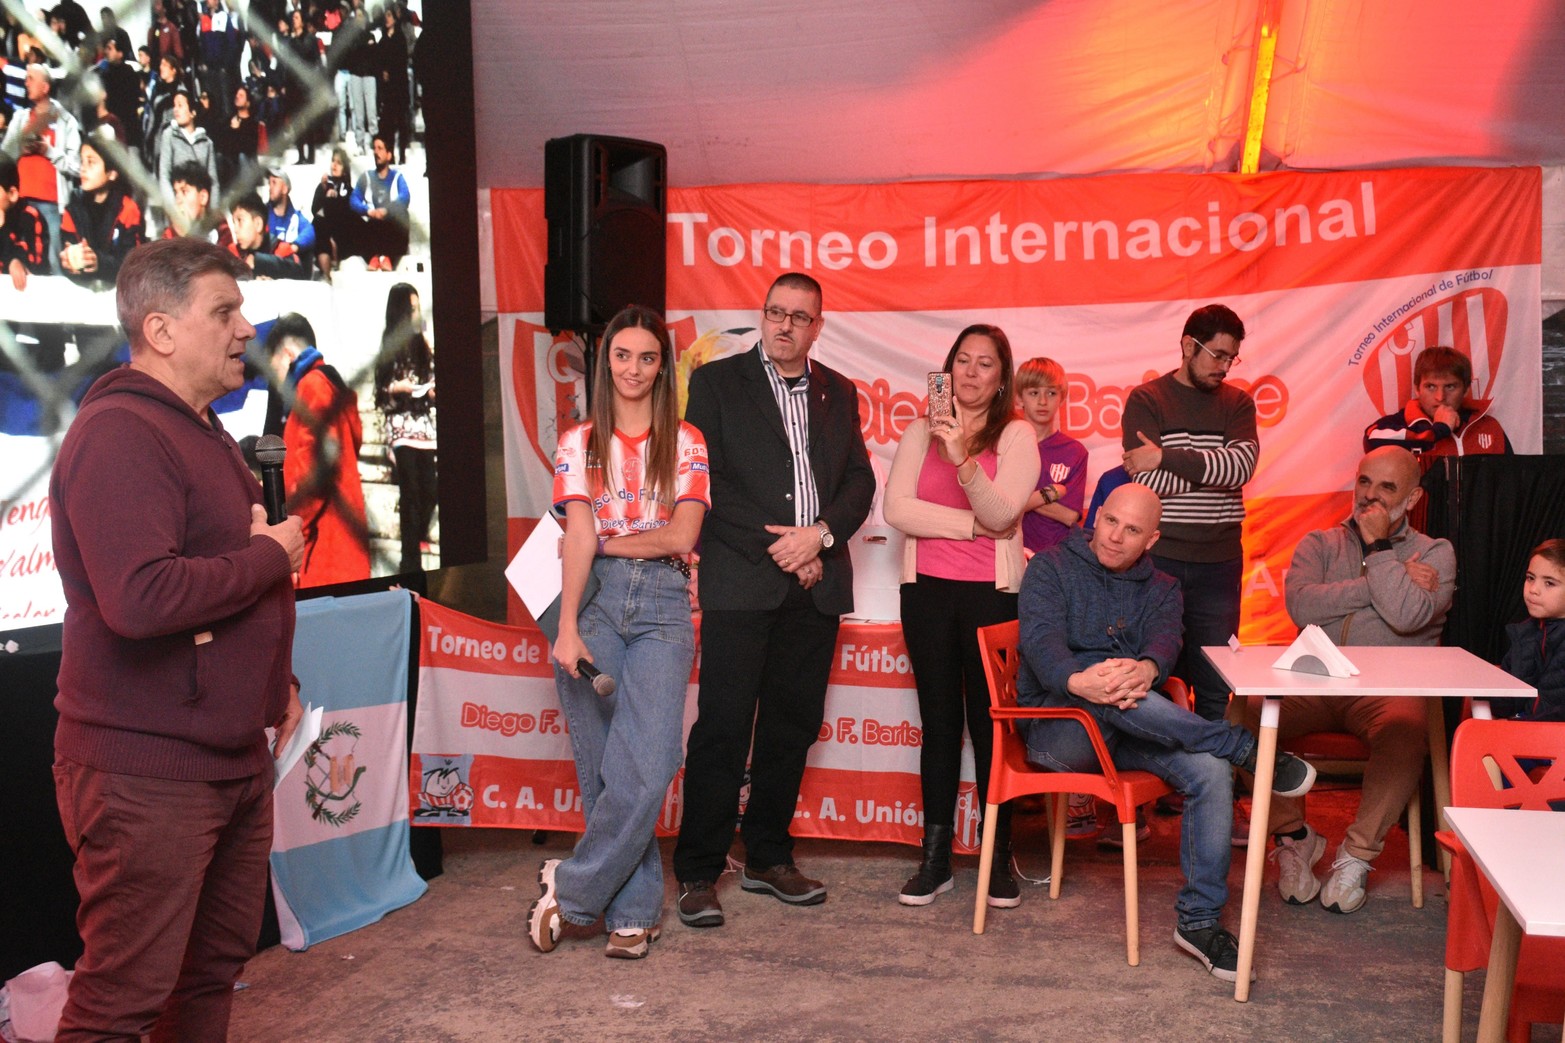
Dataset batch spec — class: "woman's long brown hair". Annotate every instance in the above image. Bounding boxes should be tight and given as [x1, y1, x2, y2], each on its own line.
[585, 305, 680, 508]
[942, 323, 1016, 457]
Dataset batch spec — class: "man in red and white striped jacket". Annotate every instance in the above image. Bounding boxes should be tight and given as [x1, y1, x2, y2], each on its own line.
[1362, 345, 1511, 460]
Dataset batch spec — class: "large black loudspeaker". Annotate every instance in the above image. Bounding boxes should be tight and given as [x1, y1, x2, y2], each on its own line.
[544, 135, 667, 333]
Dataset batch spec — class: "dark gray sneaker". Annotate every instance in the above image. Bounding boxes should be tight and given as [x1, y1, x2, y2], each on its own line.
[1174, 923, 1254, 983]
[740, 863, 827, 905]
[1271, 752, 1318, 798]
[676, 880, 724, 927]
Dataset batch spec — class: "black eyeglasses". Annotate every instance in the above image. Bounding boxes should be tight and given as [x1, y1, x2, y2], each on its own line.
[763, 306, 818, 329]
[1190, 336, 1241, 368]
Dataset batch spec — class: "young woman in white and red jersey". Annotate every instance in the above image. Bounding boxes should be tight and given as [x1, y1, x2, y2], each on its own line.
[528, 305, 710, 960]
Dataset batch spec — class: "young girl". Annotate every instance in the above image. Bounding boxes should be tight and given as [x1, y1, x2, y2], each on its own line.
[373, 284, 437, 573]
[1013, 358, 1097, 837]
[1498, 539, 1565, 723]
[528, 306, 710, 960]
[58, 137, 146, 287]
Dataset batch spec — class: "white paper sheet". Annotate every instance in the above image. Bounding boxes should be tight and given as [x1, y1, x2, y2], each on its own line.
[273, 703, 324, 790]
[505, 513, 565, 622]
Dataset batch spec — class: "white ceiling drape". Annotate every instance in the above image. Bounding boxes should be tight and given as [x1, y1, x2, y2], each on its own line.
[470, 0, 1565, 308]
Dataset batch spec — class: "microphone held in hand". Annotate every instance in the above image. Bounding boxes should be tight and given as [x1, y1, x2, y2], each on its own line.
[577, 659, 616, 696]
[254, 434, 288, 525]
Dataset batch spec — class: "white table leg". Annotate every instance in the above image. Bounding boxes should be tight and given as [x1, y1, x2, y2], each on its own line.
[1235, 696, 1279, 1002]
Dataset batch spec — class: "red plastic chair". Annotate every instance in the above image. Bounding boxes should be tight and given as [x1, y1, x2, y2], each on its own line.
[1287, 730, 1424, 907]
[1437, 718, 1565, 1043]
[972, 620, 1173, 965]
[1163, 675, 1194, 713]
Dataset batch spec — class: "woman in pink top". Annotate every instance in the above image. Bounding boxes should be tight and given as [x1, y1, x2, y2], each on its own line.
[885, 325, 1040, 909]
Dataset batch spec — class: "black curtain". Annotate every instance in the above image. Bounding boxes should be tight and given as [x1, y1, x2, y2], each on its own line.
[1, 634, 83, 982]
[1404, 454, 1565, 863]
[1423, 454, 1565, 663]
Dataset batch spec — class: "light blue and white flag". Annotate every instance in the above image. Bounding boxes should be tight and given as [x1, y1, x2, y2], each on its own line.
[270, 589, 427, 950]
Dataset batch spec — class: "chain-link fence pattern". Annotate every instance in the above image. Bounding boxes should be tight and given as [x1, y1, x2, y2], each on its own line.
[2, 0, 437, 616]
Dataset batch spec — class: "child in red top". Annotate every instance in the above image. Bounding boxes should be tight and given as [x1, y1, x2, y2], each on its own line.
[0, 153, 47, 288]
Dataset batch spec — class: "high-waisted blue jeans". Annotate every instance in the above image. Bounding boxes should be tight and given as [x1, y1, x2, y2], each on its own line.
[553, 557, 694, 931]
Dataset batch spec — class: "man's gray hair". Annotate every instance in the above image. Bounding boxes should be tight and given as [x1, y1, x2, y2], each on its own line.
[116, 239, 250, 350]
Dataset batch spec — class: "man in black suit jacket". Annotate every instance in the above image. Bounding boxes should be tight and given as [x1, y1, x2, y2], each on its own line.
[673, 272, 875, 928]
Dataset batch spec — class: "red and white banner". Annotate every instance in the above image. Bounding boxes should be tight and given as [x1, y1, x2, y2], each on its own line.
[410, 599, 583, 831]
[409, 600, 980, 850]
[494, 167, 1543, 645]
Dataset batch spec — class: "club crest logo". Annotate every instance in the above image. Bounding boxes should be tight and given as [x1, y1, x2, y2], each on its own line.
[1360, 286, 1507, 414]
[955, 781, 982, 851]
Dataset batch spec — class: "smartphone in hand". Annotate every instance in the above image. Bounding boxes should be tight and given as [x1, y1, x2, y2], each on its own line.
[927, 371, 952, 421]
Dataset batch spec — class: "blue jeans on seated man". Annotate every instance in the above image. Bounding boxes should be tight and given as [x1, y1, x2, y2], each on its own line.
[1023, 690, 1254, 932]
[552, 557, 694, 932]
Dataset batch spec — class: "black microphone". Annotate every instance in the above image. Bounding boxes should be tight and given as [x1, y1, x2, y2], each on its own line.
[254, 434, 288, 524]
[577, 659, 616, 696]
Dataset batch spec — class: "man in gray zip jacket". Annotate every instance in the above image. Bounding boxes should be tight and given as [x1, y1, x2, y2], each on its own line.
[1263, 446, 1455, 914]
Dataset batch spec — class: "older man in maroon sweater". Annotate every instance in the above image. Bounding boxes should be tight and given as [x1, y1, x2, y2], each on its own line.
[49, 237, 305, 1042]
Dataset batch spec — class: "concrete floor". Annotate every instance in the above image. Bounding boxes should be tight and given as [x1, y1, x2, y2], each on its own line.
[223, 787, 1551, 1043]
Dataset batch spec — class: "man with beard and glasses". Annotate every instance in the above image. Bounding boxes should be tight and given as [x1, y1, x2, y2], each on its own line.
[1120, 304, 1257, 727]
[1255, 446, 1455, 915]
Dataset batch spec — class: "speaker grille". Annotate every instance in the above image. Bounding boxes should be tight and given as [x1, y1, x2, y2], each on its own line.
[544, 135, 668, 332]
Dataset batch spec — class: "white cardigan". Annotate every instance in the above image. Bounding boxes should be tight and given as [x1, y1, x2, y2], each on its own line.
[883, 417, 1040, 593]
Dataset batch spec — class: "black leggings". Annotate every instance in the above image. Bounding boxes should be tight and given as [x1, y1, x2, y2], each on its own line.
[900, 574, 1017, 831]
[393, 444, 437, 572]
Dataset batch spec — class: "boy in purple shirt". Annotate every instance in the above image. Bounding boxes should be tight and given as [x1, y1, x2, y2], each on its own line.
[1016, 357, 1087, 554]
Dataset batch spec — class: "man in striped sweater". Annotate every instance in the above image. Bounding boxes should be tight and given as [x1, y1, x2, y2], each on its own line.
[1121, 304, 1258, 725]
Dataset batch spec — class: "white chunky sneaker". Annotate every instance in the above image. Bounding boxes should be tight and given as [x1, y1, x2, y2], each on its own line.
[1268, 825, 1326, 905]
[1320, 845, 1373, 914]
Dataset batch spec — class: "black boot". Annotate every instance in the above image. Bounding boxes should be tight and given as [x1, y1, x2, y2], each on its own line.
[987, 806, 1022, 908]
[899, 824, 954, 906]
